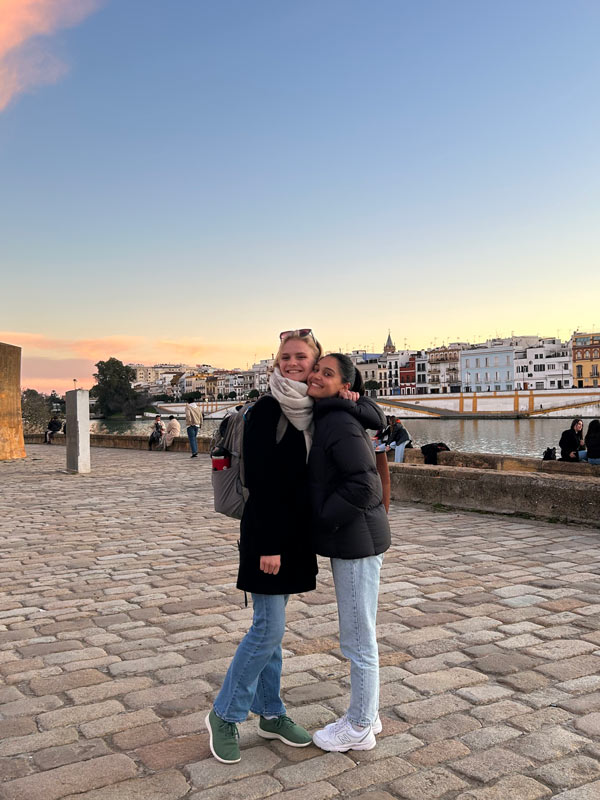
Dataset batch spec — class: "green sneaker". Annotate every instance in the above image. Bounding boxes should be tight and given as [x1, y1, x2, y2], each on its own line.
[258, 715, 312, 747]
[205, 710, 241, 763]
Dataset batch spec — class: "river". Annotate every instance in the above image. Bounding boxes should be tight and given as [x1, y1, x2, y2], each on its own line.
[89, 417, 585, 459]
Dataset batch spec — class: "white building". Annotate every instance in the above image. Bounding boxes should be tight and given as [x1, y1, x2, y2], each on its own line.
[513, 338, 571, 391]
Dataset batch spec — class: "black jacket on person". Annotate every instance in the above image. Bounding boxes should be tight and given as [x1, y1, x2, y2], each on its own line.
[559, 428, 584, 462]
[389, 423, 410, 447]
[47, 419, 62, 433]
[308, 396, 391, 559]
[237, 395, 317, 595]
[585, 431, 600, 460]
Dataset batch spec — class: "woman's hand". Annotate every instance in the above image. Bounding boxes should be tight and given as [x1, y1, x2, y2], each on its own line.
[338, 389, 359, 402]
[260, 555, 281, 575]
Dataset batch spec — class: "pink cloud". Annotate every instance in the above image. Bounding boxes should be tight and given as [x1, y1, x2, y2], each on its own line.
[0, 0, 103, 111]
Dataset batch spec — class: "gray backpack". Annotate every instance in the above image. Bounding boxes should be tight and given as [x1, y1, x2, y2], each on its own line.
[211, 401, 287, 519]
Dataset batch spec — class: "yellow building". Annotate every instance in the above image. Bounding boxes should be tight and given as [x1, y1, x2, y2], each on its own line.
[572, 332, 600, 388]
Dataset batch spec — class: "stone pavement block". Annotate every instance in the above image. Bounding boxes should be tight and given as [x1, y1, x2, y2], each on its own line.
[473, 653, 538, 675]
[412, 713, 481, 743]
[0, 695, 63, 718]
[0, 757, 30, 782]
[135, 734, 209, 768]
[29, 669, 109, 696]
[187, 746, 281, 789]
[452, 746, 534, 781]
[510, 727, 591, 761]
[0, 718, 36, 738]
[108, 652, 185, 676]
[275, 781, 340, 800]
[112, 722, 167, 750]
[0, 727, 78, 757]
[403, 667, 488, 695]
[456, 775, 552, 799]
[347, 733, 423, 762]
[511, 706, 573, 731]
[533, 756, 600, 790]
[66, 676, 154, 704]
[37, 699, 125, 729]
[408, 739, 471, 766]
[526, 640, 597, 660]
[456, 685, 513, 704]
[332, 756, 414, 792]
[0, 753, 137, 800]
[460, 723, 522, 750]
[390, 766, 468, 799]
[32, 739, 111, 771]
[80, 708, 160, 738]
[122, 679, 211, 709]
[537, 655, 600, 681]
[574, 711, 600, 737]
[0, 687, 24, 704]
[551, 782, 600, 799]
[273, 752, 355, 789]
[61, 770, 190, 800]
[189, 774, 282, 800]
[395, 693, 471, 723]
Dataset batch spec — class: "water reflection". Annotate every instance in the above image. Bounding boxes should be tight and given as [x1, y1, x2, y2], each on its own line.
[90, 417, 583, 458]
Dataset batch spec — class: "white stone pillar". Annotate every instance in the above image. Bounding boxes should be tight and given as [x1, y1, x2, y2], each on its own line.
[65, 389, 91, 474]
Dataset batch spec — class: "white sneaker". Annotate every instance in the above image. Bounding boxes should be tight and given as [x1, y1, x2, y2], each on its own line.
[373, 714, 382, 735]
[313, 715, 376, 752]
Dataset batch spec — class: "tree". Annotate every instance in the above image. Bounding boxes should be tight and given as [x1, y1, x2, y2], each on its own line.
[217, 393, 223, 400]
[21, 389, 53, 433]
[364, 380, 381, 391]
[91, 358, 139, 419]
[182, 392, 202, 402]
[248, 389, 259, 399]
[227, 391, 237, 400]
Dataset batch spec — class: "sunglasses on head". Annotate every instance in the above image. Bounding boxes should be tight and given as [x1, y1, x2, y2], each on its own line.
[279, 328, 315, 342]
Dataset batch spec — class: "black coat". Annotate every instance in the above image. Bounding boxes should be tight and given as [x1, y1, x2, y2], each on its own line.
[559, 428, 584, 462]
[237, 395, 317, 595]
[309, 396, 391, 559]
[585, 431, 600, 460]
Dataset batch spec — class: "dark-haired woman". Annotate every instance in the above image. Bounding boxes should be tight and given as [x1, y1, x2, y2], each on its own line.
[585, 419, 600, 465]
[559, 418, 586, 462]
[205, 330, 322, 764]
[307, 354, 390, 752]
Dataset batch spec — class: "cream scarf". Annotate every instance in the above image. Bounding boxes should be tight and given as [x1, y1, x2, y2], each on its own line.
[269, 367, 314, 456]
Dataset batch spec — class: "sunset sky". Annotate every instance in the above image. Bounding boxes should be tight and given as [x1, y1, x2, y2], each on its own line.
[2, 0, 599, 395]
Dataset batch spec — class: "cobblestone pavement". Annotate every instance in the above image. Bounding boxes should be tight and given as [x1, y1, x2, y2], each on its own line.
[1, 445, 600, 799]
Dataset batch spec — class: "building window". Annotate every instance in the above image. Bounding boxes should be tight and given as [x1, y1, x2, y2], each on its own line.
[506, 384, 512, 391]
[494, 384, 501, 391]
[485, 357, 489, 367]
[475, 385, 481, 392]
[592, 365, 599, 378]
[576, 365, 583, 378]
[465, 359, 470, 368]
[475, 358, 480, 368]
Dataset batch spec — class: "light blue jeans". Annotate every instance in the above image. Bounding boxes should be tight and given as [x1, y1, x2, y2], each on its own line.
[389, 441, 408, 462]
[331, 554, 383, 727]
[213, 593, 288, 723]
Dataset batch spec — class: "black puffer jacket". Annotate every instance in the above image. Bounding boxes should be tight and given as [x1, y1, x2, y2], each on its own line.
[559, 428, 584, 462]
[309, 396, 391, 559]
[237, 395, 318, 595]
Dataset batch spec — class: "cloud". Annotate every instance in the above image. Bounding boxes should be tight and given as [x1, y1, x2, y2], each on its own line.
[0, 0, 103, 112]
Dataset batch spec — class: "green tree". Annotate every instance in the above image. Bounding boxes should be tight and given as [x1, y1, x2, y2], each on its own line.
[227, 391, 237, 400]
[21, 389, 53, 433]
[91, 358, 138, 419]
[247, 389, 259, 399]
[364, 380, 381, 391]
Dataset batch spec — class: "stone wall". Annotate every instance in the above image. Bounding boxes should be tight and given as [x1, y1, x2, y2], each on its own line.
[24, 434, 212, 454]
[0, 342, 26, 460]
[389, 463, 600, 527]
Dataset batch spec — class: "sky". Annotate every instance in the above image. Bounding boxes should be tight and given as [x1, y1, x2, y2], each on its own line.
[1, 0, 599, 394]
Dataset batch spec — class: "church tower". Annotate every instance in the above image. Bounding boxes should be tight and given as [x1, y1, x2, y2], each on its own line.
[383, 331, 395, 354]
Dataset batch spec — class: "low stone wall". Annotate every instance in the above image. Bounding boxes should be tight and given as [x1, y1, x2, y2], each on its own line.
[389, 463, 600, 526]
[402, 447, 600, 477]
[24, 434, 212, 454]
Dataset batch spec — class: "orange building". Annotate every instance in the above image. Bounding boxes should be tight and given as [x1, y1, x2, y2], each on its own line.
[572, 332, 600, 388]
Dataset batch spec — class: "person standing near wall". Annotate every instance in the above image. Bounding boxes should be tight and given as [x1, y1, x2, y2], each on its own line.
[185, 400, 203, 458]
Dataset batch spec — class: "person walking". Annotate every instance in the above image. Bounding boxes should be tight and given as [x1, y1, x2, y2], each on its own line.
[307, 353, 390, 752]
[205, 329, 322, 764]
[185, 400, 203, 458]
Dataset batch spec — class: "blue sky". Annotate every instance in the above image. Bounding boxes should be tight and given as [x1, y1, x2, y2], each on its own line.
[1, 0, 599, 391]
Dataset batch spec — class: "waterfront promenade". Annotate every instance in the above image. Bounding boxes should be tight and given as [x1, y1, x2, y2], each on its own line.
[1, 447, 600, 799]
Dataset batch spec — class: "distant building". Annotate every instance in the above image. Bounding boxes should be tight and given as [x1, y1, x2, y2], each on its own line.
[461, 336, 539, 393]
[513, 338, 571, 391]
[572, 331, 600, 388]
[427, 343, 467, 394]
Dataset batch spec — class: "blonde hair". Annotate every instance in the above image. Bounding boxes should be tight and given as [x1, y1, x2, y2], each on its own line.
[274, 333, 322, 370]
